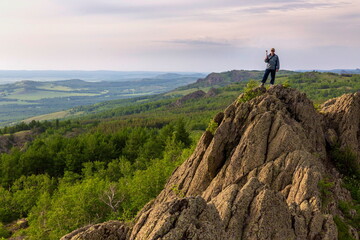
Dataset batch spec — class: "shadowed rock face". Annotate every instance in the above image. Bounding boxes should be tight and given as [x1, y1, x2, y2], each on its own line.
[321, 92, 360, 165]
[62, 86, 360, 240]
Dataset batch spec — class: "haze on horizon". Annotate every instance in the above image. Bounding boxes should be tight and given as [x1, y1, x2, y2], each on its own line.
[0, 0, 359, 72]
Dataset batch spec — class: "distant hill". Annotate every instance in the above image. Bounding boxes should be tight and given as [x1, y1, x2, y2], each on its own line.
[0, 70, 206, 83]
[297, 68, 360, 74]
[0, 73, 205, 126]
[179, 69, 295, 89]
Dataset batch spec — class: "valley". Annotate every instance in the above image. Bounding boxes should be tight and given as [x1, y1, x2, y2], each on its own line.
[0, 72, 205, 126]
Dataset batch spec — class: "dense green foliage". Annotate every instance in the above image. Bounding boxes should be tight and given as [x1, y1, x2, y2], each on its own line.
[0, 119, 194, 239]
[0, 119, 70, 135]
[0, 222, 11, 238]
[329, 144, 360, 237]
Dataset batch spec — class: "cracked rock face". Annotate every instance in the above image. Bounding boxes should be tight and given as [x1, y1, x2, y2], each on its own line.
[63, 86, 360, 240]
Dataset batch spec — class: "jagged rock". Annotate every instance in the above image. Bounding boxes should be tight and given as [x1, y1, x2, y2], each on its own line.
[129, 196, 225, 240]
[63, 86, 360, 240]
[325, 128, 338, 147]
[60, 221, 129, 240]
[130, 85, 338, 239]
[321, 92, 360, 165]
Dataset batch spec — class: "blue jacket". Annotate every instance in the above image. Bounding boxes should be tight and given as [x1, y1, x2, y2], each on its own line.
[265, 54, 280, 70]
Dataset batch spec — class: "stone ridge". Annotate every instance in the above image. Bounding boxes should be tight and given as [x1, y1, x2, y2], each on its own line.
[62, 86, 360, 240]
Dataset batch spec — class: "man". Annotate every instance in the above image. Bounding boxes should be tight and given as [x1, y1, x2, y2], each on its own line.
[261, 48, 280, 87]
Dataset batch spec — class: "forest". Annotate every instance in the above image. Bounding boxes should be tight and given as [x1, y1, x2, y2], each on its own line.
[0, 119, 196, 239]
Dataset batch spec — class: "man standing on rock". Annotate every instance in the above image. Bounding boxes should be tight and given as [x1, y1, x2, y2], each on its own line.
[261, 48, 280, 87]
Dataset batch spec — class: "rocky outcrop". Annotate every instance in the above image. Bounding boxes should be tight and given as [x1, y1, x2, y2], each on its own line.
[0, 130, 34, 153]
[205, 88, 218, 97]
[63, 86, 360, 240]
[172, 90, 206, 107]
[195, 70, 262, 87]
[129, 85, 337, 240]
[197, 72, 224, 85]
[61, 221, 129, 240]
[321, 92, 360, 165]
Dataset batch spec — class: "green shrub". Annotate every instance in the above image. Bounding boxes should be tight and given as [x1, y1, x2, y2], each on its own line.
[343, 176, 360, 202]
[206, 120, 218, 135]
[338, 200, 360, 231]
[318, 178, 334, 210]
[282, 80, 291, 88]
[330, 145, 359, 177]
[339, 201, 352, 217]
[238, 80, 263, 103]
[171, 184, 185, 198]
[318, 178, 334, 196]
[0, 222, 11, 239]
[333, 215, 356, 240]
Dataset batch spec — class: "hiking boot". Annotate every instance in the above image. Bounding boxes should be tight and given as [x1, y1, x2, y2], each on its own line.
[260, 83, 265, 87]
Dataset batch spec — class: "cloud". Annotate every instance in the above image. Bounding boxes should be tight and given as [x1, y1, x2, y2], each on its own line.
[56, 0, 343, 16]
[159, 38, 234, 47]
[238, 2, 340, 14]
[53, 0, 306, 18]
[0, 0, 358, 71]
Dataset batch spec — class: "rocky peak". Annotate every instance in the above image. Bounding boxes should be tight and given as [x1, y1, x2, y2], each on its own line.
[62, 86, 360, 240]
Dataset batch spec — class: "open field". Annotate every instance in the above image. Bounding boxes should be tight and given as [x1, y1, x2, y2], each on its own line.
[4, 90, 99, 101]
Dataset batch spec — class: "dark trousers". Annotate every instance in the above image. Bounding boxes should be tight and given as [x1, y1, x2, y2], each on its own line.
[262, 69, 276, 84]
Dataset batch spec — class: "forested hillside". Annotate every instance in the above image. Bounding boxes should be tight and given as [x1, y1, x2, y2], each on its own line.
[0, 71, 359, 239]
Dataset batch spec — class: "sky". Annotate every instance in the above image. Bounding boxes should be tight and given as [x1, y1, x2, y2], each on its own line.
[0, 0, 359, 72]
